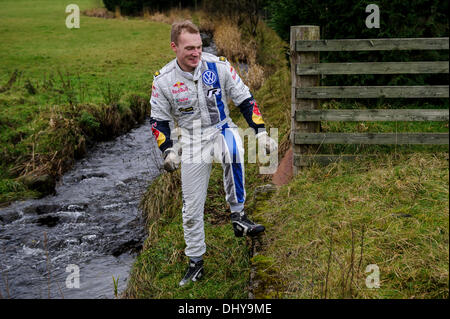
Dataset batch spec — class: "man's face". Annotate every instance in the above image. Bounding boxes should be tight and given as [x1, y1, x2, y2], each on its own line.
[171, 30, 202, 72]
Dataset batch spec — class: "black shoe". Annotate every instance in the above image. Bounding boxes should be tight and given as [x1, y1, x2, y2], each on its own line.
[179, 259, 204, 286]
[231, 211, 265, 237]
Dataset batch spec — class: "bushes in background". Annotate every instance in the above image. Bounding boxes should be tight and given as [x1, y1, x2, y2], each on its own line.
[265, 0, 449, 88]
[103, 0, 199, 15]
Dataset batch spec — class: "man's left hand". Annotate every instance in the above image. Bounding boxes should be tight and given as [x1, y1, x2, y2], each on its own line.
[256, 131, 278, 155]
[163, 148, 180, 172]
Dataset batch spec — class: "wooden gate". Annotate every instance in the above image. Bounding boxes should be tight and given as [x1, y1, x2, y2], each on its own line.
[290, 26, 449, 174]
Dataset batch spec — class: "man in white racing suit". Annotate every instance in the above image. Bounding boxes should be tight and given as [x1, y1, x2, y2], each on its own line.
[149, 20, 277, 286]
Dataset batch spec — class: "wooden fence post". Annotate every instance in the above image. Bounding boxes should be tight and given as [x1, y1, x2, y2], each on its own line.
[290, 25, 321, 175]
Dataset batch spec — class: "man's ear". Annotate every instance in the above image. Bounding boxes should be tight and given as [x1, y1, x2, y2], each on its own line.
[170, 42, 177, 53]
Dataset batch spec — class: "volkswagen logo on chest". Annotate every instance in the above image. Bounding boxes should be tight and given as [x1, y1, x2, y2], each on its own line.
[202, 70, 218, 86]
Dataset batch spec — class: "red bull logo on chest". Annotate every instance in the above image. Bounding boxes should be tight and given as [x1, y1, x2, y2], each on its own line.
[172, 82, 188, 94]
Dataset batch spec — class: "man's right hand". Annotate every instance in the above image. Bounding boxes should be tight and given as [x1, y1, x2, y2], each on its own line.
[163, 148, 179, 172]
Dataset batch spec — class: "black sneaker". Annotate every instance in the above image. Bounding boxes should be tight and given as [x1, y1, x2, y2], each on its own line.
[179, 259, 204, 286]
[231, 211, 265, 237]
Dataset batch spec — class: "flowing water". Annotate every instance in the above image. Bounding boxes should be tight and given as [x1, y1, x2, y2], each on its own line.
[0, 119, 163, 299]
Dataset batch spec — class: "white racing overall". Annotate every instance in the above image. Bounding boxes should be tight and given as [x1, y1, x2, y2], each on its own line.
[150, 53, 265, 258]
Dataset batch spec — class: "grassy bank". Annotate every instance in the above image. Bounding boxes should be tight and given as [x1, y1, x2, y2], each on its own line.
[248, 67, 449, 299]
[251, 152, 448, 298]
[129, 65, 448, 299]
[0, 0, 173, 204]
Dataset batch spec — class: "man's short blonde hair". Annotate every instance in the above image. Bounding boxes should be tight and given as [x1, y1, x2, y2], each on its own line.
[171, 20, 200, 45]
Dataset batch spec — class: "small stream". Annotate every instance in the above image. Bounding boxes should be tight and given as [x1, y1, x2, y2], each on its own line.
[0, 119, 163, 298]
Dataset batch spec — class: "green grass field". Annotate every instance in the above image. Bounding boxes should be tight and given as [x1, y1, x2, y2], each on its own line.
[0, 0, 172, 93]
[0, 0, 173, 203]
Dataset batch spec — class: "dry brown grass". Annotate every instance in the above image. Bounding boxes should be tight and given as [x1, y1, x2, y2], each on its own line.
[144, 11, 171, 24]
[140, 170, 182, 233]
[143, 8, 215, 34]
[138, 170, 183, 261]
[243, 62, 265, 91]
[143, 8, 193, 25]
[214, 21, 247, 61]
[114, 6, 122, 19]
[82, 8, 114, 19]
[10, 106, 81, 178]
[195, 11, 215, 34]
[213, 20, 265, 91]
